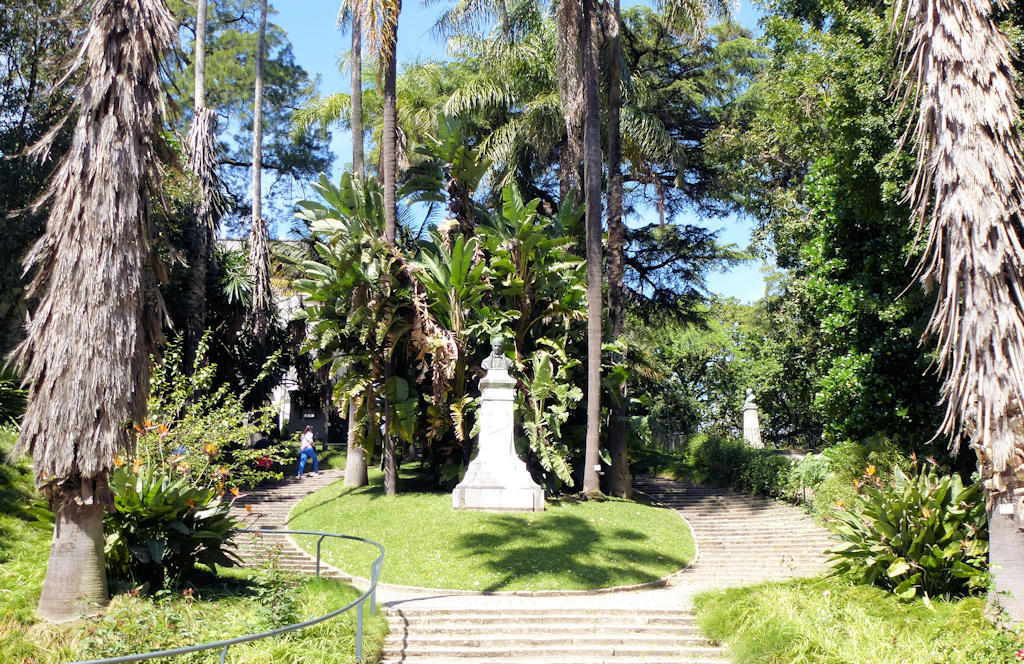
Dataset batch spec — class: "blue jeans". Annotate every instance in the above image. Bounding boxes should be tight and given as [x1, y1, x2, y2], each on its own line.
[298, 447, 319, 475]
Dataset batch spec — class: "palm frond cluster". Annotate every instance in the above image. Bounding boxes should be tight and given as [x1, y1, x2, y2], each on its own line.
[897, 0, 1024, 505]
[14, 0, 177, 490]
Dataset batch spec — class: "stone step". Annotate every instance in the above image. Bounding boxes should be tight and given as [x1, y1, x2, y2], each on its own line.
[389, 608, 697, 617]
[380, 658, 728, 664]
[387, 616, 701, 628]
[380, 645, 726, 659]
[383, 635, 714, 648]
[385, 624, 706, 637]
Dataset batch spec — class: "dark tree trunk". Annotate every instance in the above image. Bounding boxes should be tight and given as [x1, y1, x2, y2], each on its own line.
[380, 0, 402, 496]
[36, 483, 108, 623]
[604, 0, 630, 499]
[184, 0, 211, 372]
[581, 0, 602, 496]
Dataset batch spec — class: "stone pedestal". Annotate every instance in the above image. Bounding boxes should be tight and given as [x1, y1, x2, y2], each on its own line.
[742, 388, 763, 448]
[452, 368, 544, 511]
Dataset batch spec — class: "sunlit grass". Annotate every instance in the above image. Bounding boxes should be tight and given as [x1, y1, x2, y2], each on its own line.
[694, 576, 1024, 664]
[290, 467, 695, 591]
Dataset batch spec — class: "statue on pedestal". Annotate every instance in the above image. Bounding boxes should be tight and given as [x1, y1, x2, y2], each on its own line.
[451, 336, 544, 511]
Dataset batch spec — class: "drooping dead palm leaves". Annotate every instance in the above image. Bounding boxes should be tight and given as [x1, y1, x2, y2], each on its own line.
[11, 0, 175, 621]
[15, 0, 175, 486]
[896, 0, 1024, 503]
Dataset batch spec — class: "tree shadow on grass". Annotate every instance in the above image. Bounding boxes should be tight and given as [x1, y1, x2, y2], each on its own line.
[456, 511, 690, 592]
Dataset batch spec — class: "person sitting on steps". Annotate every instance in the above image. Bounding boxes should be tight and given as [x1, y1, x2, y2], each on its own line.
[298, 425, 319, 477]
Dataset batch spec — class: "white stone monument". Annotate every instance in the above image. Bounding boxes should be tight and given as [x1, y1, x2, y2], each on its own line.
[742, 388, 763, 448]
[452, 339, 545, 511]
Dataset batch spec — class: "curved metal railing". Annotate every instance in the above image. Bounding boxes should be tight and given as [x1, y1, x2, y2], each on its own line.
[70, 529, 385, 664]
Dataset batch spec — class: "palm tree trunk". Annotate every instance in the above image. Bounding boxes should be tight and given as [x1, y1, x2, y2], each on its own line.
[184, 0, 214, 372]
[381, 2, 400, 245]
[351, 11, 364, 178]
[37, 482, 108, 622]
[556, 0, 583, 202]
[380, 0, 402, 496]
[345, 11, 368, 488]
[581, 0, 602, 496]
[247, 0, 272, 345]
[896, 0, 1024, 621]
[604, 0, 630, 499]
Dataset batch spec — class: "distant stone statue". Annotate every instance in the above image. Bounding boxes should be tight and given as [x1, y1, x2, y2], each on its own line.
[481, 337, 513, 371]
[742, 388, 763, 448]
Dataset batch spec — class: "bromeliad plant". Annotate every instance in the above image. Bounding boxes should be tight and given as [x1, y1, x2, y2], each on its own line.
[826, 463, 988, 599]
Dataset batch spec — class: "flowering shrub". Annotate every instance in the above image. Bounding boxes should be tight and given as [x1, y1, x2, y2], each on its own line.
[105, 459, 245, 590]
[826, 463, 988, 599]
[137, 333, 288, 489]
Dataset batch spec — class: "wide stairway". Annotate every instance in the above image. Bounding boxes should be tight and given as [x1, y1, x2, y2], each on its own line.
[230, 469, 347, 578]
[632, 475, 832, 587]
[381, 607, 727, 664]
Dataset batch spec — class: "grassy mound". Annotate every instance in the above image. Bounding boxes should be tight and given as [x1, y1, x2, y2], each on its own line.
[0, 426, 385, 664]
[694, 576, 1024, 664]
[289, 469, 695, 591]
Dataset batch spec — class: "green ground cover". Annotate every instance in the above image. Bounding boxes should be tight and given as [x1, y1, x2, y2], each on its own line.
[694, 576, 1024, 664]
[0, 426, 385, 664]
[289, 468, 695, 591]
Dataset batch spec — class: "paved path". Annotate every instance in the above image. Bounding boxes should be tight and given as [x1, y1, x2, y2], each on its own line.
[233, 472, 835, 663]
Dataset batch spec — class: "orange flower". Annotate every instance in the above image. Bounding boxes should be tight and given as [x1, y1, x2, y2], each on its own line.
[230, 487, 239, 496]
[185, 498, 196, 508]
[132, 459, 143, 475]
[246, 505, 253, 513]
[865, 465, 876, 477]
[158, 423, 169, 436]
[144, 419, 153, 429]
[205, 443, 217, 456]
[134, 424, 143, 435]
[113, 455, 125, 468]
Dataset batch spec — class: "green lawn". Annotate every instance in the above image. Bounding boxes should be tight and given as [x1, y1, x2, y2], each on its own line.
[694, 576, 1024, 664]
[0, 426, 385, 664]
[289, 468, 695, 591]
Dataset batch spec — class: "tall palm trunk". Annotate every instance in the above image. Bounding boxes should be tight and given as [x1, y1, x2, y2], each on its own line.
[13, 0, 175, 622]
[556, 0, 583, 201]
[581, 0, 602, 495]
[185, 0, 219, 372]
[380, 0, 402, 496]
[896, 0, 1024, 620]
[604, 0, 630, 498]
[247, 0, 273, 345]
[345, 9, 368, 488]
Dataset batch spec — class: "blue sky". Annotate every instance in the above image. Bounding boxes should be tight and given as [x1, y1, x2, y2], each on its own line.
[272, 0, 769, 303]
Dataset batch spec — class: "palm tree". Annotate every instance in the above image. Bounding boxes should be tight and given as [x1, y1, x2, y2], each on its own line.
[344, 0, 369, 487]
[11, 0, 176, 622]
[603, 0, 729, 497]
[579, 0, 602, 495]
[604, 0, 630, 498]
[895, 0, 1024, 619]
[247, 0, 273, 346]
[184, 0, 224, 372]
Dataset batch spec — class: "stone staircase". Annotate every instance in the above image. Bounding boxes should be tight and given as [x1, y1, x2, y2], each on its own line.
[229, 469, 347, 578]
[381, 607, 727, 664]
[633, 475, 833, 587]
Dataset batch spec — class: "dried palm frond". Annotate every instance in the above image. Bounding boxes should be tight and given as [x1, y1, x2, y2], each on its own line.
[895, 0, 1024, 499]
[13, 0, 177, 487]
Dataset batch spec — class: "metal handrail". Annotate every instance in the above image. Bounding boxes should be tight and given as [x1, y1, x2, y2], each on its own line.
[70, 528, 385, 664]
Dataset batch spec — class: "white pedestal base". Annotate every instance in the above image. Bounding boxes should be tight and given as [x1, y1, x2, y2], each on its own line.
[452, 367, 544, 512]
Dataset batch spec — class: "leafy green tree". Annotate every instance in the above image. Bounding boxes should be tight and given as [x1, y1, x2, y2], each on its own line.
[713, 2, 943, 447]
